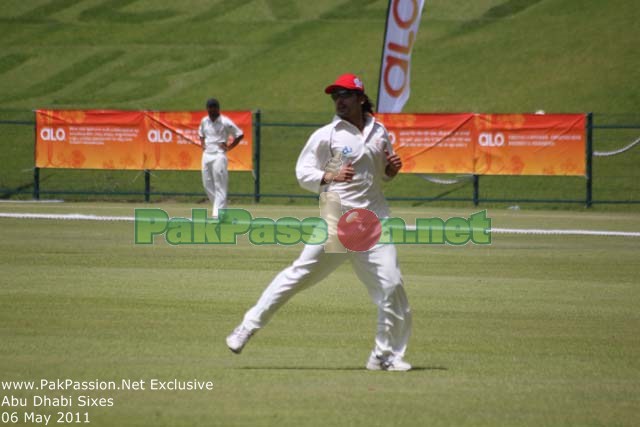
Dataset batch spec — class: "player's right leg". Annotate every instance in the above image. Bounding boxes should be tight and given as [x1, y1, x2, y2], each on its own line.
[226, 244, 345, 354]
[201, 154, 217, 215]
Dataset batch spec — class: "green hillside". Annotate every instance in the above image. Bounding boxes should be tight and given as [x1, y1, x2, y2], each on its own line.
[1, 0, 639, 207]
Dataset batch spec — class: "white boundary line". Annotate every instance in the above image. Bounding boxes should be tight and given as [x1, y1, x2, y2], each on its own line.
[1, 212, 639, 238]
[0, 213, 135, 222]
[490, 227, 640, 237]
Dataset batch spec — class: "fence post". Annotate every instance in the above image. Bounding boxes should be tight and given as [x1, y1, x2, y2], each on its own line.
[585, 112, 593, 208]
[473, 174, 479, 206]
[253, 109, 261, 203]
[144, 169, 151, 203]
[33, 167, 40, 200]
[33, 111, 40, 200]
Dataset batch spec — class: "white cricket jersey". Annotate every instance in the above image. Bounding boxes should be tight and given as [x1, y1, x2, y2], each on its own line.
[198, 114, 243, 155]
[296, 115, 395, 217]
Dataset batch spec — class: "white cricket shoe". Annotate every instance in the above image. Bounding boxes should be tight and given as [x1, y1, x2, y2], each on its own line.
[366, 352, 412, 371]
[226, 325, 254, 354]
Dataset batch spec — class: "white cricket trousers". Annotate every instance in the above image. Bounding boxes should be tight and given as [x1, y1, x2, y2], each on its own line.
[201, 152, 228, 218]
[241, 243, 412, 358]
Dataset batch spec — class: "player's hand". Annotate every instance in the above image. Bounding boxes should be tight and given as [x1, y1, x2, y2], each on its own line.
[325, 152, 343, 175]
[332, 162, 354, 182]
[385, 150, 402, 177]
[323, 162, 354, 183]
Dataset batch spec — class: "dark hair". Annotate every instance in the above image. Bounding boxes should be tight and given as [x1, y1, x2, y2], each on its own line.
[206, 98, 219, 108]
[362, 94, 375, 117]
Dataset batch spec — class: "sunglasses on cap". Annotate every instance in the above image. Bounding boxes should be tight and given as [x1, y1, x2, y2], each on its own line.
[330, 89, 360, 101]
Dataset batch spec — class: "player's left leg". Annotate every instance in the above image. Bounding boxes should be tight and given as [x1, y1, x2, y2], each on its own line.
[212, 155, 228, 218]
[350, 244, 412, 371]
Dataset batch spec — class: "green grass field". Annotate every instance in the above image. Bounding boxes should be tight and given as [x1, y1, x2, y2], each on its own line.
[1, 1, 639, 425]
[1, 202, 639, 426]
[1, 0, 639, 206]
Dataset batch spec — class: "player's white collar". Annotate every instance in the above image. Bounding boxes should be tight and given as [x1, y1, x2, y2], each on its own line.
[331, 115, 376, 135]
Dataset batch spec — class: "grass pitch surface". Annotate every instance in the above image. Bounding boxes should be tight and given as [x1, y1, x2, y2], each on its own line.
[1, 1, 640, 205]
[1, 202, 639, 426]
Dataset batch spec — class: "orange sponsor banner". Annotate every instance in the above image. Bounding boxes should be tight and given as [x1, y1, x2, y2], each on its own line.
[35, 110, 253, 171]
[377, 113, 585, 176]
[473, 114, 586, 176]
[377, 113, 475, 174]
[35, 110, 144, 170]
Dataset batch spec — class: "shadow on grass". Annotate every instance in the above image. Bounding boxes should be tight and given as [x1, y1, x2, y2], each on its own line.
[1, 182, 35, 199]
[438, 0, 544, 42]
[234, 366, 447, 372]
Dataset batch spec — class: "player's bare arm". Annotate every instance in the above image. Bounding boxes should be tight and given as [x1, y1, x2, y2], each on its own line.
[225, 135, 244, 151]
[385, 150, 402, 178]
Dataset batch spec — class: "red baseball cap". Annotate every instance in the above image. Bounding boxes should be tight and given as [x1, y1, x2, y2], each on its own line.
[324, 73, 365, 94]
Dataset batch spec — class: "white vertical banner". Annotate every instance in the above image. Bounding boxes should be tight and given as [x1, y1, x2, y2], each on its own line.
[377, 0, 425, 113]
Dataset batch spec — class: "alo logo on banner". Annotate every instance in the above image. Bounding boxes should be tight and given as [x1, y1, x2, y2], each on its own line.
[40, 127, 66, 142]
[147, 129, 173, 143]
[478, 132, 505, 147]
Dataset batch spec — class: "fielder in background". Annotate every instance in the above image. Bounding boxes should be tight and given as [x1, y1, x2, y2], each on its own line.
[226, 73, 413, 371]
[198, 98, 244, 218]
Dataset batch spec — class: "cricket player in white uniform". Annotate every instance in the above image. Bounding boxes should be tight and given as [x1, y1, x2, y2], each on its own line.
[199, 98, 244, 218]
[226, 74, 412, 371]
